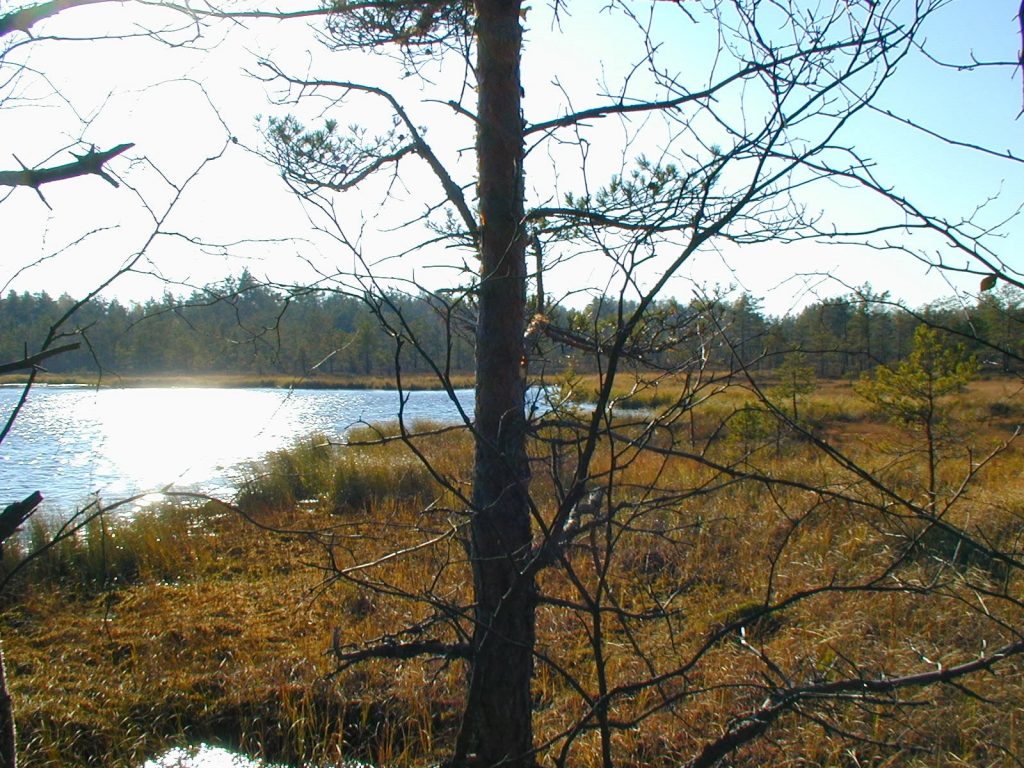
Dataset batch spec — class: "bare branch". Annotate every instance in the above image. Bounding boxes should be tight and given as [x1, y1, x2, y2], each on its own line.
[0, 342, 81, 375]
[686, 639, 1024, 768]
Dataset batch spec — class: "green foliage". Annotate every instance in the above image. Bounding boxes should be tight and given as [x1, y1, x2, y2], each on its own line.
[771, 355, 816, 420]
[1, 281, 1021, 383]
[728, 405, 776, 446]
[562, 155, 725, 238]
[0, 281, 476, 379]
[266, 114, 413, 194]
[855, 325, 980, 506]
[325, 1, 473, 50]
[854, 325, 978, 431]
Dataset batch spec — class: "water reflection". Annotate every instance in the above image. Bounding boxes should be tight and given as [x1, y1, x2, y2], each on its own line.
[144, 745, 267, 768]
[143, 743, 370, 768]
[0, 385, 473, 514]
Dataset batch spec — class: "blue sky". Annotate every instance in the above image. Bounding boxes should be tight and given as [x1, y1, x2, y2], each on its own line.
[0, 0, 1020, 316]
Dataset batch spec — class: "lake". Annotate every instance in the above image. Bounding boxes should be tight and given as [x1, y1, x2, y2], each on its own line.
[0, 384, 476, 515]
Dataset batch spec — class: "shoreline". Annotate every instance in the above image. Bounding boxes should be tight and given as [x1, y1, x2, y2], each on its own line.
[0, 372, 476, 391]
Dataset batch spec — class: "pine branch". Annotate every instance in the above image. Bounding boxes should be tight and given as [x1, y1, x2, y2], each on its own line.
[0, 143, 133, 191]
[0, 0, 111, 37]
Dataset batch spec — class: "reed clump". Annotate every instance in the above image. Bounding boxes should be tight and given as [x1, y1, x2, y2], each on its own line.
[1, 500, 214, 593]
[234, 427, 449, 515]
[234, 434, 338, 513]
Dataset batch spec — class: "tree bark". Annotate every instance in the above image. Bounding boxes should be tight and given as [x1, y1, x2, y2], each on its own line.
[0, 492, 42, 555]
[456, 1, 536, 766]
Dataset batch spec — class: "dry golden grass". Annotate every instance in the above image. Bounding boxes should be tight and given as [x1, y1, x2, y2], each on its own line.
[3, 377, 1023, 767]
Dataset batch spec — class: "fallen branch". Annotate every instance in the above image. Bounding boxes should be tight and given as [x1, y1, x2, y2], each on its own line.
[686, 638, 1024, 768]
[332, 630, 471, 671]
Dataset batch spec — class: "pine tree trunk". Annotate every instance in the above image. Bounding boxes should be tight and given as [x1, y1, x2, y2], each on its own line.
[456, 1, 536, 766]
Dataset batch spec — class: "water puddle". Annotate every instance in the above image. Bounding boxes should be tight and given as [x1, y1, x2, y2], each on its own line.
[143, 745, 262, 768]
[143, 744, 371, 768]
[143, 745, 278, 768]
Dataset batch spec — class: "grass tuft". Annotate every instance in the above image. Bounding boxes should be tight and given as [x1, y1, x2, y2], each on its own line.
[1, 501, 215, 594]
[235, 434, 337, 514]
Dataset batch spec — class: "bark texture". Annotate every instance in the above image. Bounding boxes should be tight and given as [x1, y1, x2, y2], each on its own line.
[456, 1, 536, 766]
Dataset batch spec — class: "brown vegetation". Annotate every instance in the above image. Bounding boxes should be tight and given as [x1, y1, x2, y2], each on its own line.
[2, 380, 1023, 767]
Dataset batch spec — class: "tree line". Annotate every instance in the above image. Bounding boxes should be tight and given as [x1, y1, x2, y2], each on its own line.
[2, 273, 1022, 381]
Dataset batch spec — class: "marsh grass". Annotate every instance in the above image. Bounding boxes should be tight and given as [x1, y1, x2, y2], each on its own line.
[4, 498, 454, 768]
[234, 428, 449, 516]
[329, 452, 437, 512]
[235, 434, 337, 513]
[4, 380, 1024, 767]
[1, 501, 214, 593]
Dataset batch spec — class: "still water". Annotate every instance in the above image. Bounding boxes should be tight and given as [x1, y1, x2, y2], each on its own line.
[143, 744, 368, 768]
[0, 384, 474, 514]
[144, 745, 281, 768]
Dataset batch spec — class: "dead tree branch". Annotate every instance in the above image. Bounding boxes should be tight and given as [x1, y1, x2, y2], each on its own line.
[332, 631, 471, 671]
[0, 491, 42, 549]
[0, 343, 80, 376]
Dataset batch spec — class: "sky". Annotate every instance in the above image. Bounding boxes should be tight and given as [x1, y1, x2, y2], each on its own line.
[0, 0, 1021, 317]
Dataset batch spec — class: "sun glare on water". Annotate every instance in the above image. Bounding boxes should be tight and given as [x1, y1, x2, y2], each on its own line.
[91, 387, 300, 493]
[144, 744, 371, 768]
[144, 745, 262, 768]
[1, 384, 469, 512]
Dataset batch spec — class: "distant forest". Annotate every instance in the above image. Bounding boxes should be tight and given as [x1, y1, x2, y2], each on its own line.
[3, 272, 1023, 380]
